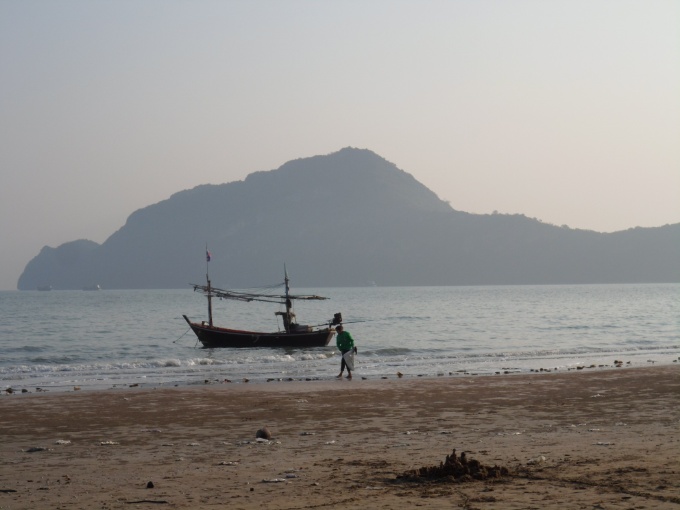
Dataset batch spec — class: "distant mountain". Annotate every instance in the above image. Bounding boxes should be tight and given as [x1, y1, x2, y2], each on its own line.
[17, 147, 680, 290]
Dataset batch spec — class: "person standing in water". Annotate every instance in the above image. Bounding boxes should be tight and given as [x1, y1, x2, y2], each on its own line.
[335, 324, 355, 379]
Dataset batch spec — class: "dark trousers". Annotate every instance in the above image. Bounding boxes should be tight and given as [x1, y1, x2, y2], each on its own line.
[340, 350, 351, 372]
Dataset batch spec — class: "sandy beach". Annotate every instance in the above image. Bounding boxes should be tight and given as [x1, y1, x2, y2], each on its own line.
[1, 365, 678, 509]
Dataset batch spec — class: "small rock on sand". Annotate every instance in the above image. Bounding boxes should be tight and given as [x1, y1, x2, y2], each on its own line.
[256, 426, 272, 440]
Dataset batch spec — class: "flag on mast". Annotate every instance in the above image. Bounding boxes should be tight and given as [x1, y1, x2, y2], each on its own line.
[206, 250, 212, 262]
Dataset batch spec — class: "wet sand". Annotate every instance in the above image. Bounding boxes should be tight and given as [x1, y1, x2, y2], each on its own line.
[1, 365, 679, 509]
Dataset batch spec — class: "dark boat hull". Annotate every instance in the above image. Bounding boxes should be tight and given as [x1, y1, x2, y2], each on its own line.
[183, 315, 334, 348]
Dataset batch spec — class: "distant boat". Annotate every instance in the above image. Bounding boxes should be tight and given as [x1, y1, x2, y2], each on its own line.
[183, 267, 340, 348]
[37, 285, 52, 291]
[83, 284, 101, 291]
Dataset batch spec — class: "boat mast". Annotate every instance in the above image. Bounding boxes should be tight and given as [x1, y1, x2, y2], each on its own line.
[207, 277, 214, 327]
[284, 264, 293, 332]
[206, 246, 213, 327]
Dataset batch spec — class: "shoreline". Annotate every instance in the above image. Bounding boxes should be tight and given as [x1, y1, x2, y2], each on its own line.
[1, 365, 679, 509]
[3, 356, 678, 395]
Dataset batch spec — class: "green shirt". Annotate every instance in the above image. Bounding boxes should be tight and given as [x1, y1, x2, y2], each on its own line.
[336, 330, 355, 351]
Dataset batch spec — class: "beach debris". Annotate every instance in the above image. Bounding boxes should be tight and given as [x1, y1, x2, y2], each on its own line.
[146, 481, 154, 489]
[5, 387, 14, 394]
[186, 442, 200, 446]
[125, 500, 169, 505]
[218, 461, 239, 466]
[593, 442, 615, 446]
[262, 478, 287, 483]
[285, 473, 298, 479]
[397, 372, 403, 378]
[325, 440, 336, 445]
[73, 386, 81, 391]
[23, 447, 50, 453]
[300, 432, 315, 436]
[54, 440, 71, 445]
[100, 441, 120, 446]
[405, 430, 419, 435]
[526, 455, 546, 465]
[129, 383, 139, 387]
[256, 426, 272, 440]
[238, 438, 279, 445]
[398, 448, 510, 482]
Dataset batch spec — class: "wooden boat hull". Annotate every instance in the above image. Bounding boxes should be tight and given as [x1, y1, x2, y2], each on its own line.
[183, 315, 334, 348]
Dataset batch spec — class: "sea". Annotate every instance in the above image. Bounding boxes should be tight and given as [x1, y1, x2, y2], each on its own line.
[1, 284, 678, 393]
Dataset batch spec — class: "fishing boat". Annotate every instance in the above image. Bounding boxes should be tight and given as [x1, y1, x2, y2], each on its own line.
[183, 268, 340, 348]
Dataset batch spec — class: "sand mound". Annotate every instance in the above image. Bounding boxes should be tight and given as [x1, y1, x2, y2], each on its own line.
[398, 448, 510, 482]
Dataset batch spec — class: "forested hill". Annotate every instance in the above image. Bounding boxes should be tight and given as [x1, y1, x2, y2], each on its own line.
[17, 148, 680, 289]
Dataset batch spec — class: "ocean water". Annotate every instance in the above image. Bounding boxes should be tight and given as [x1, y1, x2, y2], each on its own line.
[1, 284, 678, 392]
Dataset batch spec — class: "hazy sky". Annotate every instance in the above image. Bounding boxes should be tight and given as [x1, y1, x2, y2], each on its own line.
[1, 1, 678, 290]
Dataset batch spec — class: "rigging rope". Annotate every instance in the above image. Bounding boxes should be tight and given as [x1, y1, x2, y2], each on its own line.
[173, 327, 192, 344]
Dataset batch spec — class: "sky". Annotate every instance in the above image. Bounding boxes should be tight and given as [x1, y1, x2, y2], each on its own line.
[1, 1, 678, 290]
